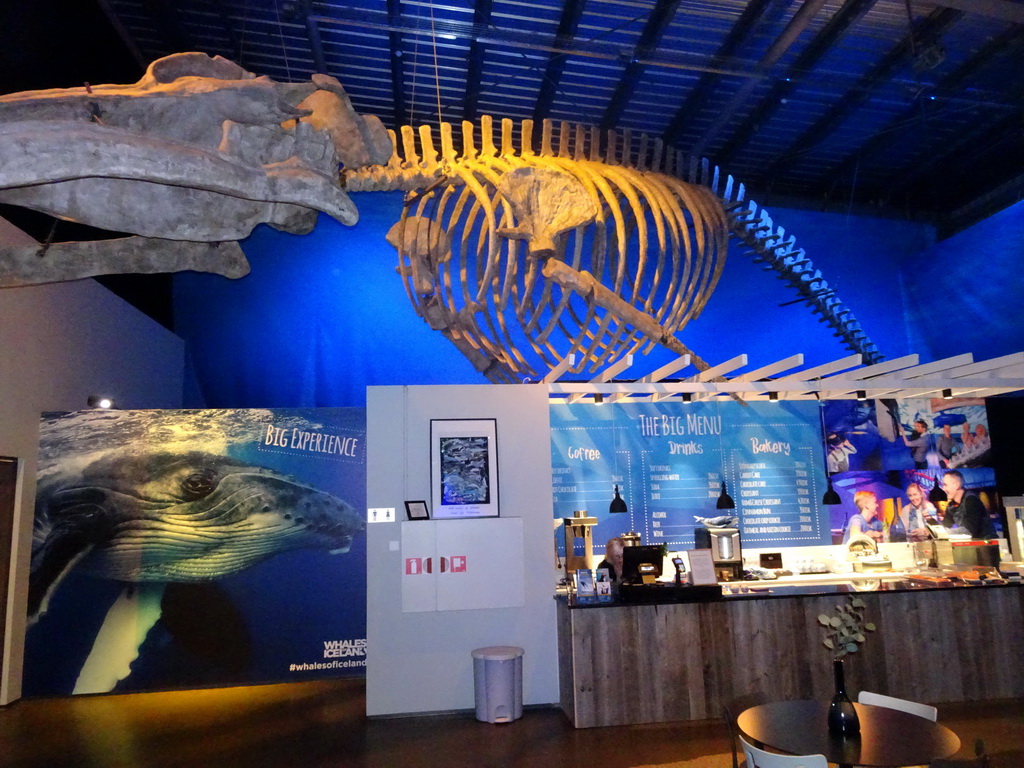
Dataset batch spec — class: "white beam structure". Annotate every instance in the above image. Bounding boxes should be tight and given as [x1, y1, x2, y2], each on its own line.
[546, 350, 1024, 401]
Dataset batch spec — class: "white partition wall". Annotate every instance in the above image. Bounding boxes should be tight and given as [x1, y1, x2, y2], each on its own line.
[366, 384, 558, 716]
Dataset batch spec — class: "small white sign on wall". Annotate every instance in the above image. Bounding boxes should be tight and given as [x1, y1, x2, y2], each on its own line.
[367, 507, 395, 523]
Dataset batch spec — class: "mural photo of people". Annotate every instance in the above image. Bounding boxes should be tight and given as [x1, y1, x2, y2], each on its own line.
[893, 397, 991, 471]
[827, 466, 1003, 545]
[24, 408, 367, 697]
[824, 396, 1001, 543]
[822, 399, 885, 473]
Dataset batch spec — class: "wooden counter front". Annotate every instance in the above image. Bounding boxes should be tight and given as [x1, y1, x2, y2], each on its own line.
[556, 585, 1024, 728]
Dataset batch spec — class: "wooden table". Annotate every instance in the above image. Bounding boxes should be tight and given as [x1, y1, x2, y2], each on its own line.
[737, 700, 961, 768]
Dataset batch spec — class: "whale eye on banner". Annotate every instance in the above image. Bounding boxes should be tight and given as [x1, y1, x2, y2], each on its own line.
[25, 407, 367, 696]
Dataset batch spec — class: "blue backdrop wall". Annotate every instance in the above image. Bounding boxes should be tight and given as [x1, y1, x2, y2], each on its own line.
[175, 192, 1019, 411]
[901, 200, 1024, 363]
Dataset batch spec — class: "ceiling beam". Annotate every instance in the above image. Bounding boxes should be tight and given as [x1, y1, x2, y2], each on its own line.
[935, 0, 1024, 23]
[297, 0, 328, 74]
[941, 167, 1024, 238]
[690, 0, 830, 159]
[773, 354, 863, 382]
[306, 6, 1003, 105]
[734, 354, 806, 382]
[462, 0, 493, 123]
[206, 1, 247, 67]
[599, 0, 682, 132]
[812, 23, 1024, 202]
[532, 0, 586, 124]
[608, 354, 691, 403]
[95, 0, 149, 71]
[711, 0, 878, 168]
[662, 0, 784, 147]
[568, 354, 636, 403]
[884, 353, 975, 380]
[944, 351, 1024, 379]
[547, 377, 1024, 398]
[882, 84, 1024, 213]
[821, 354, 921, 382]
[755, 7, 964, 183]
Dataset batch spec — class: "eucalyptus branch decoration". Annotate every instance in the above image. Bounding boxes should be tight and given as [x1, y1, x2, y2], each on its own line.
[819, 596, 876, 660]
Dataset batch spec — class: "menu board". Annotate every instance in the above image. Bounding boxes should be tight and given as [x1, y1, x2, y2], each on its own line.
[550, 400, 831, 553]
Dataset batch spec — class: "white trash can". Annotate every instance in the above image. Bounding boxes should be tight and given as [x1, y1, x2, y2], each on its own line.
[471, 645, 524, 723]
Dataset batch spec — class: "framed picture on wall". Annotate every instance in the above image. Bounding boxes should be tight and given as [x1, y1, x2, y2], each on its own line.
[404, 500, 430, 521]
[430, 418, 499, 519]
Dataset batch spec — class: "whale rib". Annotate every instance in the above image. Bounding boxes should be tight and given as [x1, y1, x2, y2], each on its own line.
[348, 115, 880, 384]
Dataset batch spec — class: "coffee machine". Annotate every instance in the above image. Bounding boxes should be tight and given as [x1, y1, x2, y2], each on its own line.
[620, 531, 641, 547]
[695, 526, 743, 581]
[563, 510, 598, 572]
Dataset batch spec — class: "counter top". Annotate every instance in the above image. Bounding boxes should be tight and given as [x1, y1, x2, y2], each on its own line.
[558, 567, 1021, 607]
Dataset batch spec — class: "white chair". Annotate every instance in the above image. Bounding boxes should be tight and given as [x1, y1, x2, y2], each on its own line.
[858, 690, 938, 721]
[739, 735, 827, 768]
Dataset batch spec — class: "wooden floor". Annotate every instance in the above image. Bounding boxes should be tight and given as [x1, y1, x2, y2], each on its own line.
[1, 679, 1021, 768]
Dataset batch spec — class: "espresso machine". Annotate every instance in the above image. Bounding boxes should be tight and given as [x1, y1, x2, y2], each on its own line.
[620, 531, 641, 547]
[695, 526, 743, 581]
[563, 510, 598, 573]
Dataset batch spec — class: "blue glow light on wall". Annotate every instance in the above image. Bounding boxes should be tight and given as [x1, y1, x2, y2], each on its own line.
[174, 191, 1006, 411]
[902, 199, 1024, 362]
[174, 192, 485, 408]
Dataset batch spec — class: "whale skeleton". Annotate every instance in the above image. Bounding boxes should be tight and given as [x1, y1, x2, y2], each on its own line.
[345, 115, 882, 384]
[0, 52, 389, 288]
[0, 52, 880, 379]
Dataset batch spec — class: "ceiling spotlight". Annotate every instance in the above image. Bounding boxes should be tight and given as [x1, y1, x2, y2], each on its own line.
[856, 390, 866, 402]
[682, 392, 692, 403]
[768, 391, 779, 402]
[942, 388, 952, 400]
[594, 393, 604, 404]
[912, 43, 945, 73]
[87, 395, 114, 409]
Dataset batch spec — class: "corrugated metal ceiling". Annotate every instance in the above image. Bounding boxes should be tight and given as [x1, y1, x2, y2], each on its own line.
[32, 0, 1024, 230]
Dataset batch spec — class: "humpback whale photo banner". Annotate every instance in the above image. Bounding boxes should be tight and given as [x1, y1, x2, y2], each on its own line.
[24, 407, 367, 696]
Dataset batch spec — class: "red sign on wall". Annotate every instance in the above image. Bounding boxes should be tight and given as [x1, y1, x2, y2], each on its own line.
[405, 558, 423, 575]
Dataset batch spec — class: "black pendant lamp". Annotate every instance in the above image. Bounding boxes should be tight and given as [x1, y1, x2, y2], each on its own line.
[928, 475, 947, 504]
[716, 481, 735, 510]
[610, 484, 628, 514]
[822, 477, 842, 506]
